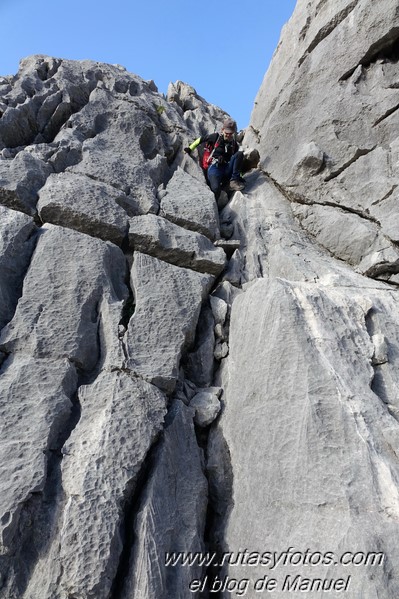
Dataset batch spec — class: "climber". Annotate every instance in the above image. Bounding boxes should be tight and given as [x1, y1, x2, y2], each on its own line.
[184, 117, 245, 199]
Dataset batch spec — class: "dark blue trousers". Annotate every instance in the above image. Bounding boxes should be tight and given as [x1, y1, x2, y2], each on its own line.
[207, 151, 243, 198]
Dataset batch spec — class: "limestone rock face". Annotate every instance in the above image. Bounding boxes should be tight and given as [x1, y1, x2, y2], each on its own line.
[128, 213, 226, 275]
[246, 0, 399, 281]
[209, 2, 399, 595]
[214, 275, 399, 598]
[0, 223, 128, 370]
[0, 356, 77, 556]
[124, 252, 214, 393]
[0, 206, 37, 329]
[2, 5, 399, 594]
[50, 372, 166, 599]
[120, 401, 208, 599]
[160, 166, 221, 240]
[0, 56, 225, 598]
[37, 172, 132, 246]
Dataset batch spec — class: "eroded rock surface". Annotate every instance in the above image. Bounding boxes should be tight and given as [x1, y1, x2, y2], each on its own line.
[209, 2, 399, 596]
[128, 213, 226, 275]
[0, 56, 228, 598]
[2, 4, 399, 595]
[124, 252, 214, 393]
[245, 0, 399, 282]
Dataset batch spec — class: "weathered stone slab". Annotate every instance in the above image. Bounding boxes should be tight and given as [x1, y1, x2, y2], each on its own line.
[39, 371, 166, 599]
[37, 172, 131, 246]
[0, 224, 128, 371]
[0, 151, 52, 215]
[0, 206, 37, 330]
[0, 355, 77, 556]
[245, 0, 399, 274]
[128, 214, 226, 275]
[160, 166, 220, 240]
[213, 276, 399, 597]
[292, 203, 399, 275]
[124, 252, 214, 393]
[120, 400, 208, 599]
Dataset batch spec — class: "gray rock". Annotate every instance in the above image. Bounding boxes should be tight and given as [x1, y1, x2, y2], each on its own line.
[124, 253, 214, 393]
[67, 89, 165, 214]
[214, 323, 225, 340]
[44, 371, 167, 599]
[246, 0, 399, 276]
[0, 224, 128, 370]
[167, 80, 228, 139]
[160, 166, 220, 240]
[214, 341, 229, 361]
[293, 141, 324, 177]
[371, 333, 389, 365]
[212, 280, 243, 308]
[184, 303, 216, 388]
[190, 390, 221, 427]
[0, 151, 52, 215]
[221, 170, 383, 285]
[0, 355, 77, 557]
[0, 206, 37, 330]
[120, 401, 208, 599]
[37, 171, 130, 246]
[128, 213, 226, 275]
[214, 276, 399, 597]
[209, 295, 228, 325]
[5, 10, 399, 594]
[292, 203, 399, 274]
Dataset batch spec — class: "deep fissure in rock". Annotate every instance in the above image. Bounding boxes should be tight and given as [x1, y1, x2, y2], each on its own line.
[109, 430, 164, 599]
[341, 27, 399, 80]
[119, 258, 136, 331]
[1, 369, 83, 597]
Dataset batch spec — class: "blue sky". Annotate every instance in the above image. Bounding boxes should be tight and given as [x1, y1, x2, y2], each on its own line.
[0, 0, 296, 130]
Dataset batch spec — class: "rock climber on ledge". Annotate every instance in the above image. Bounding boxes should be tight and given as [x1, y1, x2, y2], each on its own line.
[184, 117, 246, 198]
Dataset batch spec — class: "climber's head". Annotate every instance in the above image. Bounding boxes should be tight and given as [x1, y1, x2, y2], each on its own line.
[222, 117, 237, 139]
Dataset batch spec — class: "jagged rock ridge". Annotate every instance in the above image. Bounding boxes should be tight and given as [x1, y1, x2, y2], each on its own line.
[0, 55, 236, 598]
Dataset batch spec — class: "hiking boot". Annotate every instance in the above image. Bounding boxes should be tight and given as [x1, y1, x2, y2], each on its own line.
[229, 178, 245, 191]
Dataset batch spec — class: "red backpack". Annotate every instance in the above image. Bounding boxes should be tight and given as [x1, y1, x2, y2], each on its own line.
[201, 136, 221, 170]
